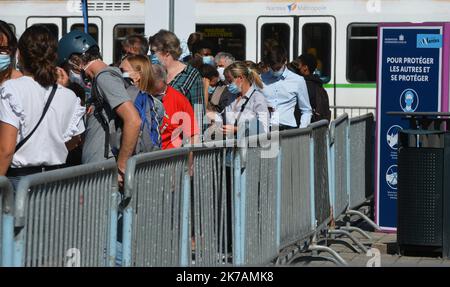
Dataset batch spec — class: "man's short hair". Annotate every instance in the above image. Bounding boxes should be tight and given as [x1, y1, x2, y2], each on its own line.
[215, 52, 235, 66]
[122, 34, 149, 56]
[263, 45, 287, 67]
[298, 53, 317, 73]
[192, 39, 214, 55]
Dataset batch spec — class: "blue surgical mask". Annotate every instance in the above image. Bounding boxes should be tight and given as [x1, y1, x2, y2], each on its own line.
[270, 66, 285, 79]
[227, 82, 241, 95]
[208, 85, 216, 95]
[150, 54, 161, 65]
[0, 54, 11, 72]
[203, 56, 215, 66]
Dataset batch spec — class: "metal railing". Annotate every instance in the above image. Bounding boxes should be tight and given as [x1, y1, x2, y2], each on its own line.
[122, 148, 190, 267]
[311, 120, 332, 229]
[238, 135, 279, 266]
[13, 160, 119, 267]
[349, 114, 375, 209]
[278, 127, 314, 250]
[332, 106, 375, 119]
[329, 114, 351, 219]
[0, 113, 378, 267]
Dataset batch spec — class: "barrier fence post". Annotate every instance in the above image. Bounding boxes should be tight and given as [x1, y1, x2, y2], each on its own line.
[0, 177, 14, 267]
[180, 166, 191, 267]
[276, 148, 282, 251]
[233, 149, 242, 265]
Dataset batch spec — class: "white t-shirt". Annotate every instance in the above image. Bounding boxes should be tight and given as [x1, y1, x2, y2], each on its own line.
[0, 76, 86, 168]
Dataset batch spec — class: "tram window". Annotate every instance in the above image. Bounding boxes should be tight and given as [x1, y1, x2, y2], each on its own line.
[71, 24, 99, 43]
[302, 23, 332, 83]
[196, 24, 246, 61]
[261, 23, 290, 61]
[113, 24, 145, 64]
[347, 23, 378, 83]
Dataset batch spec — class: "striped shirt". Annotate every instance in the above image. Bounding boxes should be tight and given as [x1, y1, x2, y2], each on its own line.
[170, 64, 205, 131]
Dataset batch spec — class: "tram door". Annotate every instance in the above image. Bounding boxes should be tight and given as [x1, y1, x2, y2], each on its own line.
[257, 16, 295, 63]
[298, 16, 336, 106]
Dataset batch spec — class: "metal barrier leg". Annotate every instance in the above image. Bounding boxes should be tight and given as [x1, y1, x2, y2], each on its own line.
[13, 228, 25, 267]
[308, 244, 348, 266]
[122, 206, 133, 267]
[317, 237, 360, 254]
[328, 229, 369, 254]
[109, 192, 119, 267]
[341, 225, 372, 240]
[180, 171, 191, 267]
[1, 214, 14, 267]
[346, 209, 381, 231]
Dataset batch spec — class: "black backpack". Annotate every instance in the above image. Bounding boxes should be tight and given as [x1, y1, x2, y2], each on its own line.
[305, 75, 331, 123]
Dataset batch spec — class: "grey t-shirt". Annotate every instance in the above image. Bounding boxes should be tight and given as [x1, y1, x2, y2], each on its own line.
[82, 67, 131, 164]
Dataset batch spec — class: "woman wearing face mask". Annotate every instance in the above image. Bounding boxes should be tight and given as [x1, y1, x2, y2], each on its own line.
[0, 21, 22, 86]
[221, 61, 269, 137]
[119, 54, 155, 94]
[0, 25, 85, 187]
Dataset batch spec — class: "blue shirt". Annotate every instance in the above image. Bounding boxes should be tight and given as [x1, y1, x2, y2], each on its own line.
[261, 67, 312, 128]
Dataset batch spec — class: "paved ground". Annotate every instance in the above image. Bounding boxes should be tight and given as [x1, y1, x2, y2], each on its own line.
[290, 215, 450, 267]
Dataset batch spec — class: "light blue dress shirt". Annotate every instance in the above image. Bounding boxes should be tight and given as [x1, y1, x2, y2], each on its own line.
[261, 67, 312, 128]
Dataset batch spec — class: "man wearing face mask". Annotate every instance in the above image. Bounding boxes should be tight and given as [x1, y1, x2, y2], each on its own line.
[58, 30, 141, 187]
[261, 46, 312, 130]
[215, 52, 235, 84]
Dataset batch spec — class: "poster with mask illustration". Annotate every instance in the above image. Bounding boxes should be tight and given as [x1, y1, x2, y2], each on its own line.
[376, 23, 450, 231]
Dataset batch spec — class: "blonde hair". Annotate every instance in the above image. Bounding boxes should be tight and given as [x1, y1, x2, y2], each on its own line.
[224, 61, 264, 89]
[124, 54, 155, 94]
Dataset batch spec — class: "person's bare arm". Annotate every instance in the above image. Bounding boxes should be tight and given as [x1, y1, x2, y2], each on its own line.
[0, 122, 18, 176]
[114, 101, 141, 175]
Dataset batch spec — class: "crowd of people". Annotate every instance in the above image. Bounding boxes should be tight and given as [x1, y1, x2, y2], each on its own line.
[0, 20, 331, 187]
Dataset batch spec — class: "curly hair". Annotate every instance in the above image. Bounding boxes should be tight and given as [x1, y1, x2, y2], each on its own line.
[18, 25, 58, 87]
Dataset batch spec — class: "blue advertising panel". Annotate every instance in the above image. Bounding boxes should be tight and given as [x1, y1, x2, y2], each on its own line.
[376, 25, 444, 231]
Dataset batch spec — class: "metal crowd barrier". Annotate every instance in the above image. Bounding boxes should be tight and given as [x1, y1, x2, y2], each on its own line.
[0, 177, 14, 267]
[349, 114, 375, 210]
[329, 114, 350, 219]
[13, 160, 119, 267]
[122, 148, 191, 267]
[236, 134, 279, 266]
[190, 143, 234, 266]
[311, 120, 332, 230]
[0, 114, 378, 267]
[278, 128, 315, 250]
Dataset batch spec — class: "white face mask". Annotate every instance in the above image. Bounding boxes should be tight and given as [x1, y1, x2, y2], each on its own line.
[217, 67, 225, 82]
[69, 70, 83, 85]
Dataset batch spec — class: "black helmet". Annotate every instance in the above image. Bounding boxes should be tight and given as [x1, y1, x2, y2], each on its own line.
[58, 30, 98, 65]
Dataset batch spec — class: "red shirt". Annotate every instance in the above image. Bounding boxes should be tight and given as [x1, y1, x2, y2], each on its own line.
[160, 86, 200, 150]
